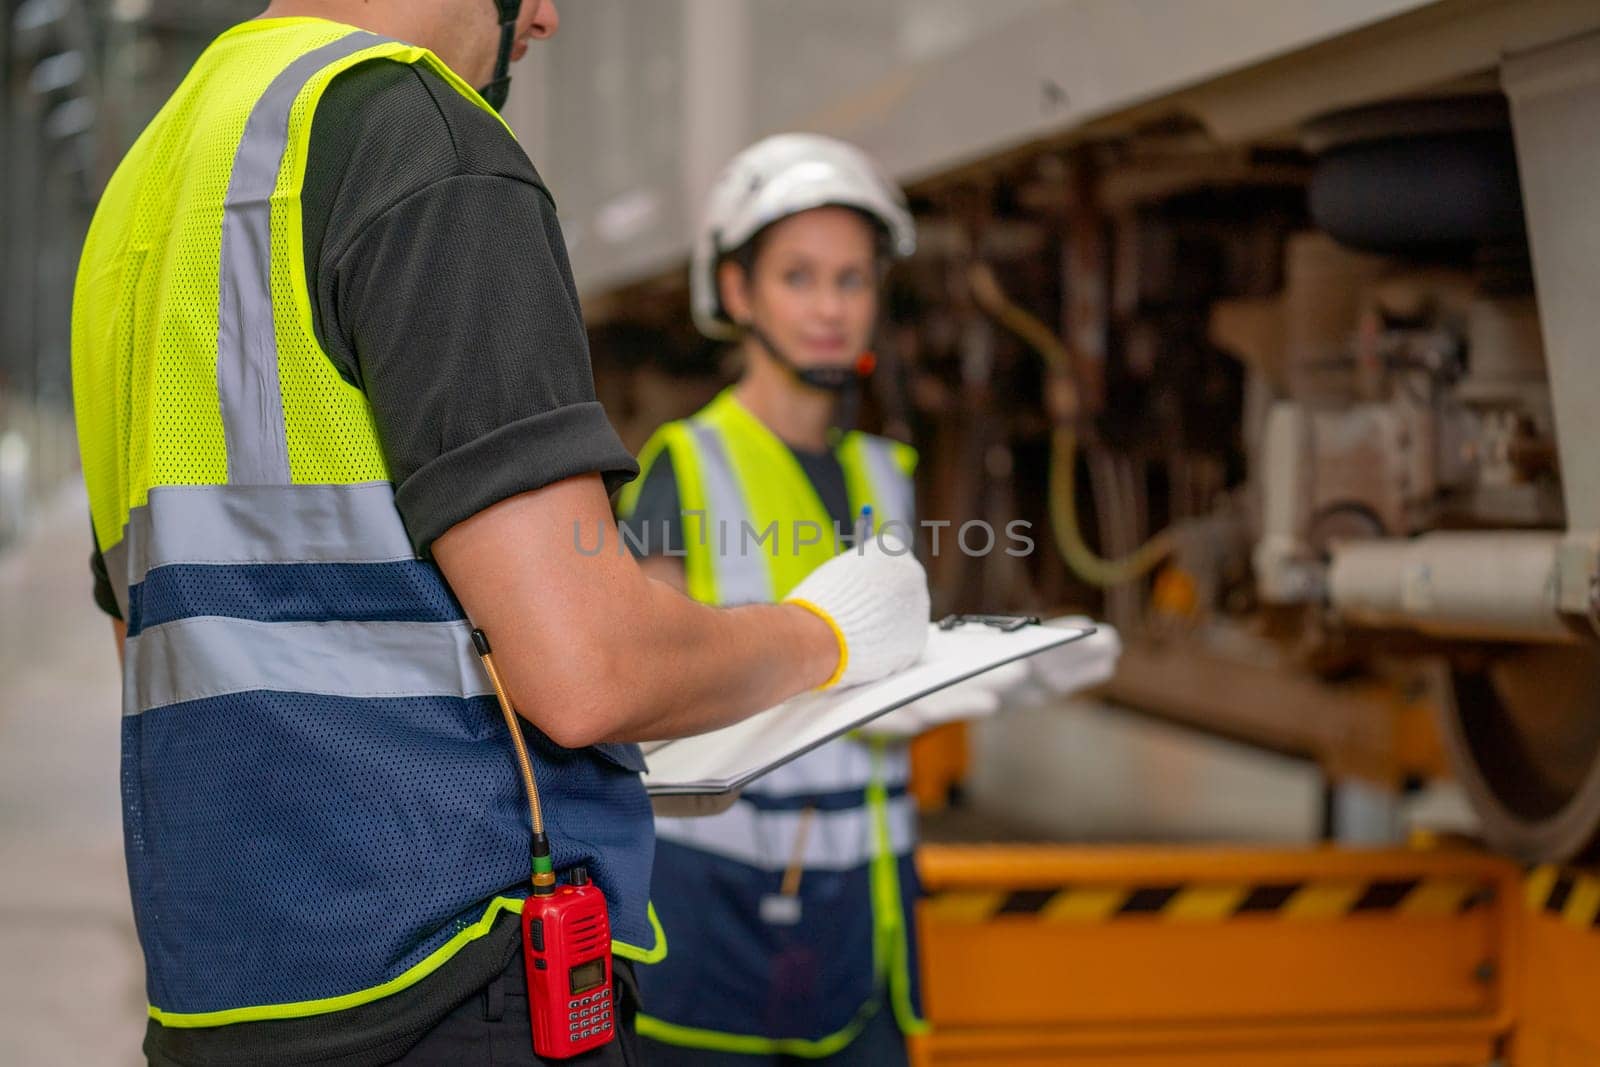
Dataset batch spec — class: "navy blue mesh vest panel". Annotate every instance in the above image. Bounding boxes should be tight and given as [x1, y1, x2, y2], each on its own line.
[124, 691, 655, 1013]
[126, 560, 465, 634]
[641, 733, 920, 1044]
[118, 488, 658, 1016]
[639, 838, 880, 1040]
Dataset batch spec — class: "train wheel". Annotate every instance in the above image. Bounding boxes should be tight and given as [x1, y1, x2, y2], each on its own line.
[1442, 644, 1600, 862]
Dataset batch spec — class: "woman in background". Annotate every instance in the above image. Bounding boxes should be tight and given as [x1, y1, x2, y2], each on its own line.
[618, 133, 962, 1066]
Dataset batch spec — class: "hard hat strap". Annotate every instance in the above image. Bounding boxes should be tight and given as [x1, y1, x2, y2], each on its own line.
[480, 0, 523, 111]
[744, 322, 871, 394]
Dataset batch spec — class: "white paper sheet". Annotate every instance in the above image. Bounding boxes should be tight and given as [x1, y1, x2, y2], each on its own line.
[642, 620, 1094, 811]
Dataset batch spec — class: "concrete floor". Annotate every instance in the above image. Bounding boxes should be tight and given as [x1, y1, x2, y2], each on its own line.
[0, 483, 145, 1066]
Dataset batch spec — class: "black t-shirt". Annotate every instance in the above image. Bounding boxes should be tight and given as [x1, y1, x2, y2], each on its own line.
[115, 57, 637, 1067]
[90, 57, 637, 616]
[621, 446, 854, 558]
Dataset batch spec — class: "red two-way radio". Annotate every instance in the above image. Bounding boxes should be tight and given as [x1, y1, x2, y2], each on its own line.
[472, 629, 616, 1059]
[523, 867, 616, 1056]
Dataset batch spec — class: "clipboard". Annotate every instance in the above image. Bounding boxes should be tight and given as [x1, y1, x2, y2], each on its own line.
[642, 616, 1096, 816]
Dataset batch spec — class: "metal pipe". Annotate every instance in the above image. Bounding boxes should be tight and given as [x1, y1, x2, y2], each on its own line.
[1253, 401, 1319, 603]
[1327, 531, 1578, 642]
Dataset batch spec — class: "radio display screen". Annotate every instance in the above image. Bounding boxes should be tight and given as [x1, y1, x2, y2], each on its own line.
[569, 959, 605, 995]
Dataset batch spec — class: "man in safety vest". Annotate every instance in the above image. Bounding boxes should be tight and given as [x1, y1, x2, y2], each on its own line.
[71, 4, 930, 1065]
[617, 134, 1013, 1066]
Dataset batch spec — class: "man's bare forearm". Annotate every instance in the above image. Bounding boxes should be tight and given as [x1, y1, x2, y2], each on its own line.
[434, 476, 840, 748]
[597, 574, 838, 742]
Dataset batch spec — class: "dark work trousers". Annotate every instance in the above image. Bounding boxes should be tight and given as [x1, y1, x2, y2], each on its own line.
[389, 955, 643, 1066]
[637, 1003, 909, 1067]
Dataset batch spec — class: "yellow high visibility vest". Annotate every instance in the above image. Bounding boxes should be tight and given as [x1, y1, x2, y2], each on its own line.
[72, 17, 661, 1027]
[619, 389, 928, 1052]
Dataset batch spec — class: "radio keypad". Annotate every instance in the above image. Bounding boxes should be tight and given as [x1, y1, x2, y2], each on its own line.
[565, 984, 613, 1041]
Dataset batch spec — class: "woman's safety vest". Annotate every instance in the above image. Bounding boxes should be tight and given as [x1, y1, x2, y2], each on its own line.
[617, 389, 927, 1054]
[70, 17, 661, 1028]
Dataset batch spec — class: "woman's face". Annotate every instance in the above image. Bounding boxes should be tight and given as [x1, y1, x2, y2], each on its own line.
[720, 206, 880, 371]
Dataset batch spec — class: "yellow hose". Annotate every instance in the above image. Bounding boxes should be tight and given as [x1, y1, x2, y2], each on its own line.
[1049, 425, 1177, 587]
[967, 263, 1073, 373]
[967, 262, 1177, 588]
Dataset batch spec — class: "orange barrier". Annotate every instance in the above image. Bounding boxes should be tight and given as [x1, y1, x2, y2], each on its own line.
[909, 722, 972, 813]
[1509, 866, 1600, 1066]
[912, 844, 1523, 1066]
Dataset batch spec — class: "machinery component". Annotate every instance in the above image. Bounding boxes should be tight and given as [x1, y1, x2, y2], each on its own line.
[1452, 296, 1562, 526]
[1313, 401, 1426, 532]
[1304, 96, 1526, 256]
[1327, 532, 1576, 643]
[1443, 646, 1600, 861]
[1458, 296, 1547, 411]
[1101, 636, 1451, 788]
[1256, 391, 1472, 606]
[967, 261, 1178, 589]
[1415, 31, 1600, 863]
[1503, 31, 1600, 540]
[1254, 402, 1318, 603]
[563, 1, 1600, 869]
[1243, 80, 1586, 866]
[1278, 233, 1388, 405]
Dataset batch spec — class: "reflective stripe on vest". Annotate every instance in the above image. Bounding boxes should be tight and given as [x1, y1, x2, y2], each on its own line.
[627, 389, 927, 1046]
[72, 19, 658, 1025]
[685, 421, 771, 606]
[749, 730, 909, 796]
[654, 789, 916, 871]
[837, 430, 916, 543]
[216, 30, 382, 484]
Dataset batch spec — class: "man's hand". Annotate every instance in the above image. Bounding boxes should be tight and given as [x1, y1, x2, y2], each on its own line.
[857, 660, 1028, 740]
[783, 533, 930, 689]
[1027, 615, 1120, 695]
[856, 615, 1119, 740]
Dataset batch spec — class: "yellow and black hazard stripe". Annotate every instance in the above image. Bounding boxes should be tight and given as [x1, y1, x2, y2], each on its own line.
[924, 877, 1496, 924]
[1525, 866, 1600, 927]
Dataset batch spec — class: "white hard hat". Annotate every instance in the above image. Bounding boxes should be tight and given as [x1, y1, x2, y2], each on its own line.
[691, 133, 916, 340]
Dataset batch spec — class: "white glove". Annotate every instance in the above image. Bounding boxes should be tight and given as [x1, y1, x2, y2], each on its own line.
[1027, 615, 1121, 695]
[858, 659, 1030, 739]
[785, 532, 930, 689]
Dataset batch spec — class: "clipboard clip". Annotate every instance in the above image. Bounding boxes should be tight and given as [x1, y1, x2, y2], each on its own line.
[936, 613, 1041, 633]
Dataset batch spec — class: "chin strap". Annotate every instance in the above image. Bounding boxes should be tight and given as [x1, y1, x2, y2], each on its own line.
[744, 322, 876, 394]
[480, 0, 523, 111]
